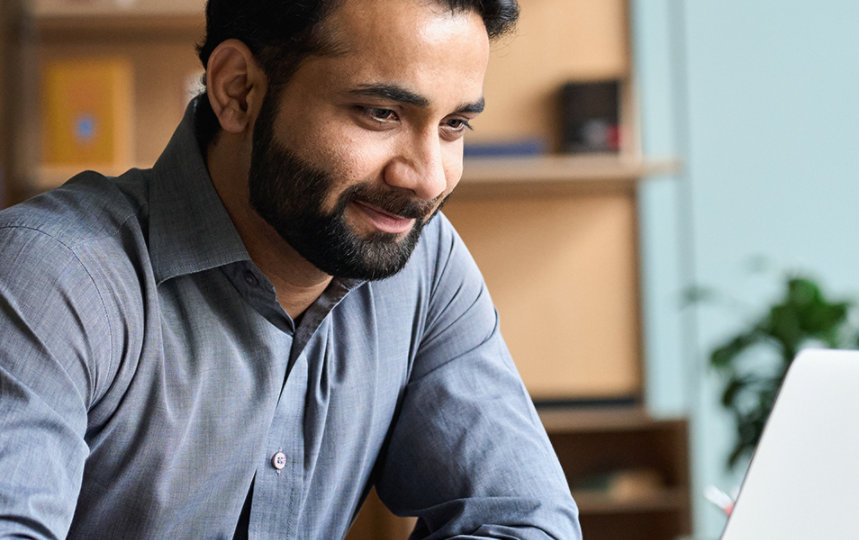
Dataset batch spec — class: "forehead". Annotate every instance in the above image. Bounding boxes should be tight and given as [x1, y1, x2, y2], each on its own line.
[307, 0, 490, 103]
[323, 0, 485, 42]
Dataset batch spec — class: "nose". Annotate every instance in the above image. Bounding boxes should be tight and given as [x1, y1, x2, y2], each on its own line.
[383, 132, 449, 201]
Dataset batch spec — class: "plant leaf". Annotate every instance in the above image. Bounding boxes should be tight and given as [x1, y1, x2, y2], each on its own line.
[710, 332, 760, 369]
[720, 374, 746, 408]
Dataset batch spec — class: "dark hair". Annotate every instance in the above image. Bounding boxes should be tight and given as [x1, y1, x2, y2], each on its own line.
[193, 0, 519, 145]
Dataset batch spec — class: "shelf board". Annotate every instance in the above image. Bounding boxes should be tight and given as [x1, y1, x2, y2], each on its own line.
[573, 488, 689, 515]
[456, 154, 678, 196]
[538, 406, 683, 433]
[29, 0, 203, 18]
[33, 155, 679, 195]
[33, 163, 146, 192]
[29, 2, 203, 35]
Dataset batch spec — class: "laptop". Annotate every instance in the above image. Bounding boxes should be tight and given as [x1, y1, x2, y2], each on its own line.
[721, 348, 859, 539]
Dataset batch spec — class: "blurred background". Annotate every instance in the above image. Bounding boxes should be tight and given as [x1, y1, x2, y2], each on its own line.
[2, 1, 858, 538]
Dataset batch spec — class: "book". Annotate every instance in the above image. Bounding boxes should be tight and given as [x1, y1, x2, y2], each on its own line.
[463, 138, 547, 158]
[41, 57, 133, 167]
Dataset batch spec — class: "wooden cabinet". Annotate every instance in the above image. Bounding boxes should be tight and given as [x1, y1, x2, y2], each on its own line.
[542, 408, 691, 540]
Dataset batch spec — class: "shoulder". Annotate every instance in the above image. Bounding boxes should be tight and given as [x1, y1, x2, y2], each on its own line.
[375, 210, 497, 347]
[0, 171, 152, 301]
[367, 211, 487, 317]
[0, 171, 152, 395]
[0, 170, 147, 249]
[400, 210, 482, 288]
[0, 169, 152, 290]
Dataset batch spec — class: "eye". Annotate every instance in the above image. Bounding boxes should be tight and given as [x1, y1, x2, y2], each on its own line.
[364, 107, 399, 123]
[440, 117, 474, 139]
[445, 117, 473, 131]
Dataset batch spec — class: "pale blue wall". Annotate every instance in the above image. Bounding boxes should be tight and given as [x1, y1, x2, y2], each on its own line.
[632, 1, 859, 536]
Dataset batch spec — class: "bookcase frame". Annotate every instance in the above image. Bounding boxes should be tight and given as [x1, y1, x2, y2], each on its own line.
[3, 1, 689, 538]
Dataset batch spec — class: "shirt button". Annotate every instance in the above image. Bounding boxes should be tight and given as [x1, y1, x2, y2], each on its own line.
[244, 270, 259, 287]
[271, 451, 287, 470]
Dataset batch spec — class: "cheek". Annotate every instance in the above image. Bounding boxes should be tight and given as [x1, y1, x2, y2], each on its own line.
[328, 133, 395, 182]
[327, 141, 382, 185]
[316, 139, 391, 210]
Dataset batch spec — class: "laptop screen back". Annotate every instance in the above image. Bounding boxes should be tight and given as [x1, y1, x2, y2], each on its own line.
[721, 348, 859, 539]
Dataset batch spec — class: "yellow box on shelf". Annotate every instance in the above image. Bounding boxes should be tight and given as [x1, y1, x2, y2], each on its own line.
[40, 57, 133, 168]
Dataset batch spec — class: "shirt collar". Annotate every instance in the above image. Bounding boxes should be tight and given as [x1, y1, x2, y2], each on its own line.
[149, 98, 250, 284]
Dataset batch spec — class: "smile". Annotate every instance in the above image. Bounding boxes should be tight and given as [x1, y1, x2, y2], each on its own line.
[352, 201, 415, 234]
[351, 200, 416, 235]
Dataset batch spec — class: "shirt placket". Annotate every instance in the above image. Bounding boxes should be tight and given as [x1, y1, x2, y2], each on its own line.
[248, 350, 308, 538]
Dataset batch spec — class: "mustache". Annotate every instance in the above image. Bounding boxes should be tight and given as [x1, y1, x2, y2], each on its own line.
[340, 183, 443, 220]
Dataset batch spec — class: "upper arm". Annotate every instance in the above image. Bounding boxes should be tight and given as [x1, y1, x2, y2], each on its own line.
[374, 221, 581, 539]
[0, 226, 112, 538]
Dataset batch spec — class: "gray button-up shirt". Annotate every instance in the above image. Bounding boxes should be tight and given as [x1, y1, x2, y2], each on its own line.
[0, 102, 580, 539]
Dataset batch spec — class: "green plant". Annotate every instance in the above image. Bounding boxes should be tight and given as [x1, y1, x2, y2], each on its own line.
[688, 274, 859, 469]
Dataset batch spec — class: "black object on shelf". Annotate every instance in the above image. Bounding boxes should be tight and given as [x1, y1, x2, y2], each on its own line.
[561, 80, 621, 154]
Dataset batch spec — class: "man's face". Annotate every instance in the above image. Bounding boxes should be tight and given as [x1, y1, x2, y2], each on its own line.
[248, 0, 490, 280]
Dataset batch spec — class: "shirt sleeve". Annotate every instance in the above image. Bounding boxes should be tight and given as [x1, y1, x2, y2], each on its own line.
[0, 226, 110, 539]
[373, 219, 582, 540]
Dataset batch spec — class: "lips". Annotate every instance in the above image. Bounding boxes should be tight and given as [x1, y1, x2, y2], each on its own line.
[352, 200, 416, 235]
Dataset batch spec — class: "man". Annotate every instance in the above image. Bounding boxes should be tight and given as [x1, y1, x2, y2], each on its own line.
[0, 0, 581, 538]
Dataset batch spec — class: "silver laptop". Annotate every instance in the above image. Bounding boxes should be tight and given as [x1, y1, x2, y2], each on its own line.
[721, 348, 859, 539]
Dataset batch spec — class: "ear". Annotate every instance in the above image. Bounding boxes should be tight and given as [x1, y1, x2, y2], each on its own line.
[205, 39, 267, 134]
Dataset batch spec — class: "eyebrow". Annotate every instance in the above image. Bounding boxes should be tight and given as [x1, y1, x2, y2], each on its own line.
[350, 84, 429, 107]
[457, 98, 485, 115]
[349, 83, 485, 114]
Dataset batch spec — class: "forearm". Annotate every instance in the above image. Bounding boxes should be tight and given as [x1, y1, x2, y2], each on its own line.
[375, 325, 580, 539]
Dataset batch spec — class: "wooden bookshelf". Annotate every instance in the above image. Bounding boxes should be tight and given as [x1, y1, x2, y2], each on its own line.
[3, 1, 691, 538]
[6, 0, 204, 202]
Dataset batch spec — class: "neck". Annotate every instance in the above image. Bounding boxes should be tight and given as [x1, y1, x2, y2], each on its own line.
[206, 131, 333, 320]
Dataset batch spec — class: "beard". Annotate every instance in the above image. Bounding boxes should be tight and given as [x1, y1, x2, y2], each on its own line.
[248, 93, 445, 281]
